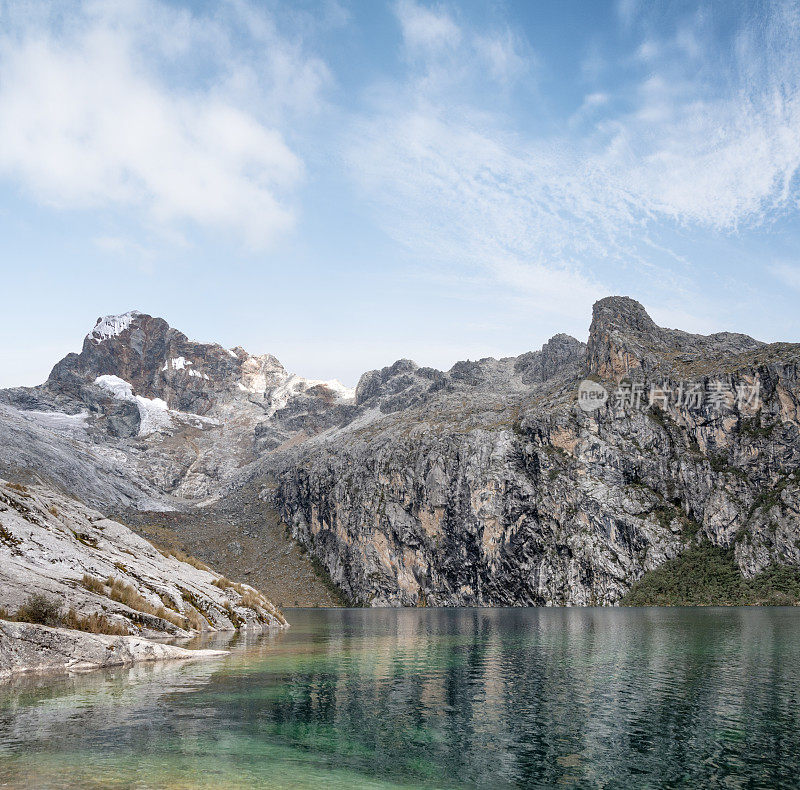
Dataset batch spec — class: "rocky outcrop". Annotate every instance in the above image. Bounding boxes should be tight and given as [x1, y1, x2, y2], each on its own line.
[271, 297, 800, 606]
[0, 478, 286, 635]
[515, 333, 586, 385]
[0, 620, 227, 681]
[586, 296, 763, 381]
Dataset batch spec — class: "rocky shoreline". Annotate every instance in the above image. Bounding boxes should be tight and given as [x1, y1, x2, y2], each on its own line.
[0, 620, 228, 682]
[0, 477, 286, 681]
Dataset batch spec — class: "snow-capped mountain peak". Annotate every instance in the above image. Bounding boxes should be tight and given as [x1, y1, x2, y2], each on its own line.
[88, 311, 142, 343]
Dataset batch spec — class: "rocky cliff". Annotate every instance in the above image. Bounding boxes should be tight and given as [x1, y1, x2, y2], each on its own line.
[0, 310, 355, 505]
[270, 297, 800, 606]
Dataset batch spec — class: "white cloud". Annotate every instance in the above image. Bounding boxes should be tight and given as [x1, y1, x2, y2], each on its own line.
[393, 1, 530, 92]
[473, 30, 529, 84]
[395, 0, 461, 57]
[599, 4, 800, 230]
[0, 0, 328, 247]
[348, 109, 610, 319]
[616, 0, 640, 28]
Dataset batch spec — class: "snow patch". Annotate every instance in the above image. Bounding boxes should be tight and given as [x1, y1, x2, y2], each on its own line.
[94, 375, 216, 435]
[266, 375, 355, 417]
[237, 354, 287, 394]
[162, 357, 209, 380]
[94, 375, 171, 436]
[136, 397, 171, 435]
[318, 379, 356, 400]
[94, 374, 135, 400]
[88, 311, 141, 343]
[162, 356, 192, 371]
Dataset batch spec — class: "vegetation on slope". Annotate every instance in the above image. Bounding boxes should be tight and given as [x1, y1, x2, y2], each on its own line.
[621, 543, 800, 606]
[0, 593, 128, 635]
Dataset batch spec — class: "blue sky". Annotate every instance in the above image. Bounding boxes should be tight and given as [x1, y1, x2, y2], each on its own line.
[2, 0, 800, 387]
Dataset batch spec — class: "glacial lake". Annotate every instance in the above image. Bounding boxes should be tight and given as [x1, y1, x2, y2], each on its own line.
[1, 607, 799, 789]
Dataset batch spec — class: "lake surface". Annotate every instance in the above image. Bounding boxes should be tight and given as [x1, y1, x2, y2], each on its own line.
[1, 607, 800, 789]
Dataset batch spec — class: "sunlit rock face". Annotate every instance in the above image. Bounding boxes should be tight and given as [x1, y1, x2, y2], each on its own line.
[0, 478, 286, 637]
[0, 620, 228, 681]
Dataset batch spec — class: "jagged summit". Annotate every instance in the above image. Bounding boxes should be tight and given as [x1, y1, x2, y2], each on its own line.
[591, 296, 658, 334]
[48, 311, 354, 413]
[587, 295, 763, 381]
[0, 297, 799, 609]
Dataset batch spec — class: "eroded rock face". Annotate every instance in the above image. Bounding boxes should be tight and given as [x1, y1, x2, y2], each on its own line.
[0, 312, 356, 505]
[586, 296, 763, 382]
[515, 334, 587, 385]
[272, 298, 800, 606]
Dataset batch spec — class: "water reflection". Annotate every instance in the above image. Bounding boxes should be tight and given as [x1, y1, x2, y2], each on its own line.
[1, 607, 799, 788]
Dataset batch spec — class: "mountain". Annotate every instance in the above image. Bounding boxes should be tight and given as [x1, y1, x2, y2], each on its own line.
[0, 310, 355, 506]
[0, 298, 798, 607]
[268, 297, 800, 605]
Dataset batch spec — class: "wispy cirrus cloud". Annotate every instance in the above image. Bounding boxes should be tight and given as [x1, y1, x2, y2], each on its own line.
[599, 3, 800, 229]
[394, 0, 531, 91]
[395, 0, 461, 56]
[0, 0, 329, 248]
[347, 0, 800, 326]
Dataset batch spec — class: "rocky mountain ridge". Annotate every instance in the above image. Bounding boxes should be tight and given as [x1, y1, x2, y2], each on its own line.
[0, 310, 356, 504]
[268, 297, 800, 605]
[1, 297, 798, 607]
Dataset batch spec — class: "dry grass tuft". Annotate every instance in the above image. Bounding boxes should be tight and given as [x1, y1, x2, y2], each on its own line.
[178, 553, 212, 572]
[156, 605, 187, 629]
[81, 574, 107, 595]
[9, 594, 129, 636]
[231, 583, 285, 624]
[184, 606, 206, 631]
[106, 577, 186, 628]
[16, 593, 62, 626]
[155, 544, 213, 573]
[63, 608, 129, 636]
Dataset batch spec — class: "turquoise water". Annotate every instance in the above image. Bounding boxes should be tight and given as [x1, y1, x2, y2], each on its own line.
[1, 607, 800, 788]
